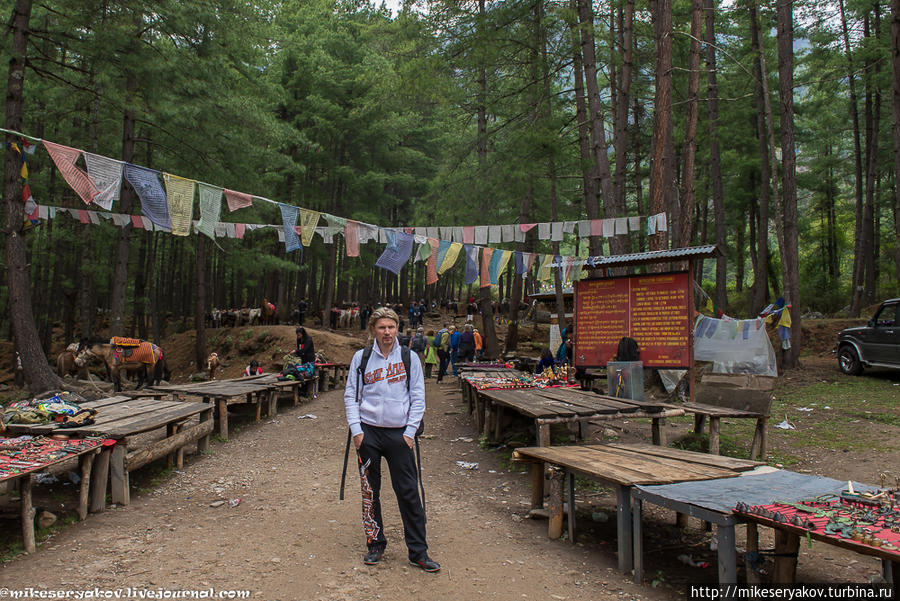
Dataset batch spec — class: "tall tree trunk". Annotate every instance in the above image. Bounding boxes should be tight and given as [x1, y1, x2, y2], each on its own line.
[678, 0, 703, 249]
[649, 0, 673, 252]
[476, 0, 499, 359]
[613, 0, 635, 245]
[4, 0, 62, 393]
[705, 0, 727, 311]
[749, 2, 772, 314]
[568, 4, 600, 257]
[841, 0, 867, 316]
[195, 235, 208, 371]
[862, 8, 881, 306]
[109, 74, 138, 337]
[777, 0, 801, 368]
[506, 186, 532, 354]
[576, 0, 618, 253]
[892, 0, 900, 284]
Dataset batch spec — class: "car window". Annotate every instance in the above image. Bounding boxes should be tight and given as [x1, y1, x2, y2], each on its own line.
[874, 304, 898, 327]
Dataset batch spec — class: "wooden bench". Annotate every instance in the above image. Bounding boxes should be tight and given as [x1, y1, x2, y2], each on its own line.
[680, 374, 776, 460]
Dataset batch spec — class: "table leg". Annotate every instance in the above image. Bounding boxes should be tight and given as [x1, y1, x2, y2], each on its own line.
[531, 462, 544, 510]
[21, 473, 36, 553]
[78, 451, 96, 521]
[537, 421, 551, 447]
[694, 413, 706, 434]
[254, 392, 262, 422]
[90, 447, 111, 513]
[268, 389, 277, 417]
[772, 528, 800, 584]
[198, 407, 212, 454]
[632, 496, 643, 584]
[293, 383, 299, 407]
[750, 418, 766, 460]
[716, 524, 737, 585]
[166, 423, 178, 469]
[617, 485, 633, 573]
[708, 417, 721, 455]
[547, 467, 564, 539]
[883, 559, 897, 584]
[494, 405, 504, 442]
[746, 522, 761, 585]
[215, 398, 228, 440]
[110, 442, 130, 506]
[483, 400, 494, 442]
[474, 393, 484, 433]
[567, 471, 576, 544]
[759, 417, 769, 459]
[652, 417, 667, 446]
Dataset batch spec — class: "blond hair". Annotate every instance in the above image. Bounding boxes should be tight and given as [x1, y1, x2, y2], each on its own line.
[368, 306, 400, 330]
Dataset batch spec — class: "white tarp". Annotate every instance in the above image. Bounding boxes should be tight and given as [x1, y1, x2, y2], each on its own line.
[693, 315, 777, 377]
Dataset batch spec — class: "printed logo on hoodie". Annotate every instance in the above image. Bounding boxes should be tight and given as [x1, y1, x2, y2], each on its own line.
[363, 361, 407, 386]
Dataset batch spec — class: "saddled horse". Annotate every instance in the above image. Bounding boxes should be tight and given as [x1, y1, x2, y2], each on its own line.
[78, 338, 170, 392]
[261, 299, 277, 325]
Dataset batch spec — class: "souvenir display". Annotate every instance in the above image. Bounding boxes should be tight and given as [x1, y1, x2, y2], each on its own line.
[0, 435, 104, 481]
[1, 391, 91, 427]
[734, 478, 900, 553]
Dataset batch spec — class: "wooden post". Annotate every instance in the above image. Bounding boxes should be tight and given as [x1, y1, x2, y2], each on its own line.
[537, 422, 551, 447]
[530, 462, 544, 509]
[616, 485, 633, 572]
[198, 407, 212, 454]
[772, 528, 800, 583]
[21, 474, 36, 554]
[547, 467, 565, 539]
[216, 397, 228, 440]
[567, 471, 576, 544]
[110, 442, 130, 506]
[651, 417, 666, 446]
[292, 382, 300, 407]
[716, 524, 737, 584]
[90, 447, 111, 513]
[77, 450, 96, 521]
[746, 523, 761, 585]
[254, 392, 262, 422]
[474, 393, 484, 433]
[883, 558, 897, 585]
[268, 389, 277, 417]
[483, 401, 494, 442]
[166, 422, 178, 468]
[694, 413, 706, 433]
[494, 405, 504, 442]
[708, 416, 721, 455]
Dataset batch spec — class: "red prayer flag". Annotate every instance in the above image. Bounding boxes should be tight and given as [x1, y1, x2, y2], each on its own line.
[131, 215, 144, 229]
[224, 189, 252, 212]
[42, 140, 98, 205]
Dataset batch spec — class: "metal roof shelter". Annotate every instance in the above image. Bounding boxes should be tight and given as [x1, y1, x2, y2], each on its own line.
[585, 244, 721, 269]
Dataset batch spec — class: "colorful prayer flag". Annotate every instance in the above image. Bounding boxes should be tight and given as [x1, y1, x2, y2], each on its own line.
[464, 245, 479, 285]
[124, 164, 170, 230]
[43, 140, 98, 205]
[426, 239, 440, 284]
[439, 242, 463, 274]
[299, 209, 320, 246]
[224, 189, 252, 212]
[197, 183, 222, 240]
[279, 203, 301, 252]
[345, 220, 360, 257]
[83, 153, 124, 211]
[376, 230, 415, 275]
[163, 173, 195, 236]
[480, 248, 493, 288]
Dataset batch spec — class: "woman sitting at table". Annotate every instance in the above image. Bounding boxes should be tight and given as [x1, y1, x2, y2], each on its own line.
[536, 347, 555, 374]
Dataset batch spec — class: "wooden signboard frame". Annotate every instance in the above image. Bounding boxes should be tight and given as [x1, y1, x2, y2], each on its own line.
[574, 267, 695, 374]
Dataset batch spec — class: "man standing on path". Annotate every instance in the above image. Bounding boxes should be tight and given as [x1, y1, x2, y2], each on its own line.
[344, 306, 440, 572]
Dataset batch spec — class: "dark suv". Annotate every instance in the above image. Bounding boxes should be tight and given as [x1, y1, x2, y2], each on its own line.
[835, 298, 900, 375]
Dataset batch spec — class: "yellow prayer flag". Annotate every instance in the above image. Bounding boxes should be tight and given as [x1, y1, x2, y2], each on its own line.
[438, 242, 463, 274]
[162, 173, 196, 236]
[497, 250, 513, 277]
[538, 254, 553, 281]
[299, 209, 321, 246]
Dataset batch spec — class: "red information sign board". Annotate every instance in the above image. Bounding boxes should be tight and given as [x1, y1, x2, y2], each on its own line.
[574, 271, 693, 368]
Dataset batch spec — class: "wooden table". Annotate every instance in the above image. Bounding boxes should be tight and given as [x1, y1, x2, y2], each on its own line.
[630, 469, 878, 585]
[150, 374, 306, 440]
[512, 443, 761, 573]
[1, 436, 103, 553]
[5, 396, 212, 509]
[475, 386, 685, 447]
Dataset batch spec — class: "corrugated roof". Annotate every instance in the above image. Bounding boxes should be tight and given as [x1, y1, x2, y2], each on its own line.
[585, 244, 720, 268]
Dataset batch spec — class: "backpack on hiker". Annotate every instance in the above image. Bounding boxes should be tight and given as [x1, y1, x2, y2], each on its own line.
[411, 333, 427, 353]
[339, 345, 426, 513]
[432, 329, 445, 349]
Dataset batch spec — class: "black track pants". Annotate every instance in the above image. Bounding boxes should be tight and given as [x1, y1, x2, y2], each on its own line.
[357, 423, 428, 561]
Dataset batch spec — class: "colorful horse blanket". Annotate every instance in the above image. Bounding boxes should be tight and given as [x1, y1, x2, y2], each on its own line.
[113, 340, 158, 365]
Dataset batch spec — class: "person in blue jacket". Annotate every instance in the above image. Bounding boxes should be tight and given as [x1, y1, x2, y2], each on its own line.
[449, 325, 461, 376]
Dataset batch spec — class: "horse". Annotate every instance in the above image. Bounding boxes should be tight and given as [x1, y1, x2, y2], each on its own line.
[247, 308, 262, 326]
[78, 338, 170, 392]
[261, 299, 278, 325]
[56, 351, 89, 379]
[207, 352, 220, 380]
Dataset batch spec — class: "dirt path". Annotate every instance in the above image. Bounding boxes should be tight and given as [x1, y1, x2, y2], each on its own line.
[1, 380, 671, 601]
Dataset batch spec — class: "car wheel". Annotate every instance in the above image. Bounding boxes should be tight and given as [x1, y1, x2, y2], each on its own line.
[838, 345, 863, 375]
